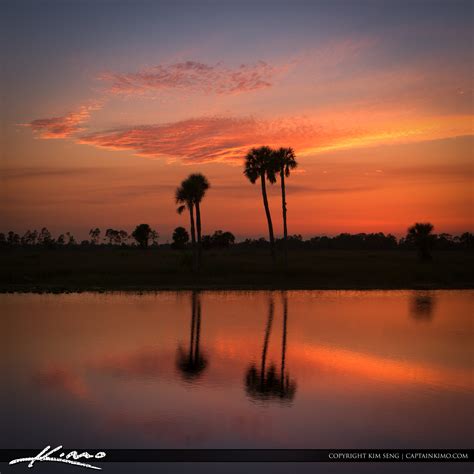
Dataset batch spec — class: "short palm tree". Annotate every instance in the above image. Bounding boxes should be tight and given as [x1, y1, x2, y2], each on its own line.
[244, 146, 277, 262]
[272, 147, 298, 267]
[186, 173, 210, 267]
[175, 180, 197, 271]
[407, 222, 435, 261]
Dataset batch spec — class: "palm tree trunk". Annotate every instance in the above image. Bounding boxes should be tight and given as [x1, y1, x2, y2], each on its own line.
[189, 204, 197, 273]
[260, 173, 276, 263]
[260, 296, 274, 387]
[280, 169, 288, 268]
[195, 201, 202, 271]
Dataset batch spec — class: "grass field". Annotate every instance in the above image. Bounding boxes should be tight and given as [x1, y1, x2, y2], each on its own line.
[0, 246, 472, 292]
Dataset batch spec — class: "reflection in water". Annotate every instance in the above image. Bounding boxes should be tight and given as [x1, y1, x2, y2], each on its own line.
[245, 292, 297, 403]
[1, 290, 473, 451]
[410, 291, 436, 321]
[176, 291, 208, 380]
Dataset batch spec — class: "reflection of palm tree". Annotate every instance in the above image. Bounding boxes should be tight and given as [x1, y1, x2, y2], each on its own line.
[245, 293, 296, 403]
[410, 291, 435, 321]
[176, 292, 208, 380]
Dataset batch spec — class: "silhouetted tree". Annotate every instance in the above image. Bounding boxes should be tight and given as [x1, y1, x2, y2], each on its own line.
[176, 173, 210, 271]
[38, 228, 53, 247]
[459, 232, 474, 250]
[65, 232, 76, 245]
[407, 222, 435, 261]
[150, 230, 159, 246]
[89, 228, 101, 245]
[0, 233, 6, 245]
[176, 180, 197, 271]
[21, 229, 38, 246]
[202, 230, 235, 249]
[187, 173, 210, 268]
[7, 231, 20, 246]
[57, 234, 65, 245]
[172, 226, 189, 249]
[244, 146, 277, 263]
[271, 147, 298, 267]
[132, 223, 153, 248]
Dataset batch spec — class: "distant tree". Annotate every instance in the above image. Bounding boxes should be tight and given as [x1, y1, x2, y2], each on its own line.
[244, 146, 277, 263]
[105, 228, 117, 245]
[38, 227, 53, 246]
[65, 232, 76, 245]
[132, 224, 153, 248]
[407, 222, 435, 261]
[271, 147, 298, 267]
[172, 227, 189, 250]
[119, 230, 128, 245]
[0, 233, 6, 245]
[57, 234, 66, 245]
[89, 228, 101, 245]
[7, 231, 20, 246]
[150, 230, 159, 246]
[459, 232, 473, 250]
[21, 229, 38, 246]
[202, 230, 235, 249]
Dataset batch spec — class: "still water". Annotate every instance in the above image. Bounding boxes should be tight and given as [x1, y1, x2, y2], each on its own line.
[1, 290, 473, 471]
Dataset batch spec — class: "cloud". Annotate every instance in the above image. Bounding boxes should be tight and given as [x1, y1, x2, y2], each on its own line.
[26, 102, 103, 139]
[100, 60, 279, 96]
[78, 112, 473, 165]
[78, 115, 358, 164]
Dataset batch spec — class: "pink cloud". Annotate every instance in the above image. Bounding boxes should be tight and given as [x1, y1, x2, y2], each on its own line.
[100, 60, 278, 96]
[78, 115, 357, 164]
[26, 102, 103, 139]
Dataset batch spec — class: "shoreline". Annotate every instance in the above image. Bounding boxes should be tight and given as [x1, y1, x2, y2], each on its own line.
[2, 248, 472, 294]
[1, 282, 473, 294]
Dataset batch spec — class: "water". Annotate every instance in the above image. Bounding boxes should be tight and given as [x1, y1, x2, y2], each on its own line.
[1, 290, 473, 472]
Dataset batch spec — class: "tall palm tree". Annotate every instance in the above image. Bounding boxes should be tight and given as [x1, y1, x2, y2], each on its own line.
[244, 146, 277, 262]
[407, 222, 435, 261]
[187, 173, 210, 268]
[272, 147, 298, 267]
[175, 180, 197, 272]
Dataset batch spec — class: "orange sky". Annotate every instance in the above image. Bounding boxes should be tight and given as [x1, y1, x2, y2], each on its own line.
[1, 1, 472, 240]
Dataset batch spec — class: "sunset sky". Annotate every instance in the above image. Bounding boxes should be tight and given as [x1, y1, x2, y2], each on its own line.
[1, 0, 472, 241]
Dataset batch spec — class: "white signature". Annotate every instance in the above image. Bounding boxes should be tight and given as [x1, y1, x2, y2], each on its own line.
[9, 445, 106, 470]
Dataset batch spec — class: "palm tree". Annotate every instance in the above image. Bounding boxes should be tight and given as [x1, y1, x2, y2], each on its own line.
[186, 173, 210, 268]
[407, 222, 435, 261]
[175, 180, 197, 271]
[272, 147, 298, 268]
[244, 146, 277, 262]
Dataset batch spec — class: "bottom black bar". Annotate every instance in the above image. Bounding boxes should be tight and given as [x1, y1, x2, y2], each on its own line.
[1, 448, 473, 464]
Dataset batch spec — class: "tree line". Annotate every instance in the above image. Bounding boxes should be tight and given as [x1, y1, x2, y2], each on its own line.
[2, 146, 472, 264]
